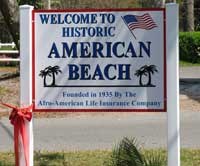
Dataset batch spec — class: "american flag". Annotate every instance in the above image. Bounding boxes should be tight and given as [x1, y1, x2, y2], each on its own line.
[122, 13, 157, 31]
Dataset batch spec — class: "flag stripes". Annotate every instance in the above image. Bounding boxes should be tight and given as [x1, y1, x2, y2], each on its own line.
[123, 13, 157, 31]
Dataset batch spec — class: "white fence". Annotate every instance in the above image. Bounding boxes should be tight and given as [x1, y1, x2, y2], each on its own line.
[0, 43, 19, 62]
[0, 42, 16, 48]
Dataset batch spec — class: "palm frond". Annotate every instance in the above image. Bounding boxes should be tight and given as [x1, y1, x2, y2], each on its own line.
[53, 65, 60, 70]
[134, 70, 141, 76]
[39, 73, 44, 77]
[110, 137, 144, 166]
[45, 66, 52, 71]
[54, 69, 62, 75]
[47, 73, 52, 77]
[39, 70, 46, 77]
[134, 69, 146, 76]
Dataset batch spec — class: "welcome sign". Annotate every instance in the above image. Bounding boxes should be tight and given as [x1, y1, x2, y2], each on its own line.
[33, 9, 166, 112]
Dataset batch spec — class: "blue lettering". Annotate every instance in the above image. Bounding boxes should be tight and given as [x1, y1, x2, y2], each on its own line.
[139, 41, 151, 57]
[62, 42, 78, 58]
[92, 64, 104, 80]
[113, 42, 125, 57]
[118, 64, 131, 80]
[39, 14, 50, 24]
[48, 42, 60, 58]
[67, 64, 131, 80]
[92, 42, 104, 58]
[126, 42, 137, 57]
[80, 64, 91, 80]
[80, 42, 91, 58]
[68, 64, 79, 80]
[104, 64, 116, 80]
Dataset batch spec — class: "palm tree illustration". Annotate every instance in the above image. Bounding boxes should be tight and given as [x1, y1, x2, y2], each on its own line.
[134, 67, 147, 86]
[145, 65, 158, 86]
[39, 67, 51, 87]
[39, 66, 62, 87]
[48, 65, 62, 86]
[135, 65, 158, 86]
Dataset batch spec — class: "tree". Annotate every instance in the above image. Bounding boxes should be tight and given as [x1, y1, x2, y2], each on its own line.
[48, 66, 62, 86]
[18, 0, 43, 9]
[0, 0, 19, 49]
[143, 65, 158, 86]
[108, 137, 165, 166]
[0, 0, 43, 49]
[39, 67, 51, 87]
[138, 0, 165, 7]
[194, 0, 200, 30]
[134, 67, 147, 86]
[183, 0, 194, 31]
[39, 66, 62, 87]
[135, 65, 158, 86]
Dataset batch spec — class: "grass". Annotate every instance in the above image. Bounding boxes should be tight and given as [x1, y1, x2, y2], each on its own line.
[0, 66, 19, 73]
[0, 150, 111, 166]
[0, 86, 10, 95]
[0, 149, 200, 166]
[0, 46, 16, 50]
[181, 149, 200, 166]
[180, 60, 200, 67]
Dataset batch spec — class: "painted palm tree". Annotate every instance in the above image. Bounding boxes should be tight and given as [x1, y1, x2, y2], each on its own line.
[39, 66, 62, 87]
[134, 67, 147, 86]
[39, 67, 52, 87]
[48, 65, 62, 86]
[144, 65, 158, 86]
[135, 65, 158, 86]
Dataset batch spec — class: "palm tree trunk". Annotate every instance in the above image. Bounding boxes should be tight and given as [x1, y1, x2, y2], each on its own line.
[52, 73, 56, 86]
[44, 76, 47, 87]
[147, 72, 152, 86]
[139, 75, 142, 86]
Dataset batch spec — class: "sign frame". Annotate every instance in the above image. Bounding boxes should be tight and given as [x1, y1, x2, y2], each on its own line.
[32, 8, 166, 112]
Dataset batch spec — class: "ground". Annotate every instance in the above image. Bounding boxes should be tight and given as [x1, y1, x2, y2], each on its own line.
[0, 67, 199, 118]
[180, 81, 200, 111]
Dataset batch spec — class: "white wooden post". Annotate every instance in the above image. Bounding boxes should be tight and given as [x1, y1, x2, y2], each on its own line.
[166, 3, 180, 166]
[20, 5, 34, 166]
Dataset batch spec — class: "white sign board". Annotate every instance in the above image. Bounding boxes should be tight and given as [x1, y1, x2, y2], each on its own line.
[33, 9, 166, 112]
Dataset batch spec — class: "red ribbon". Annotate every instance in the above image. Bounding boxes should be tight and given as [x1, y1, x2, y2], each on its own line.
[1, 103, 32, 166]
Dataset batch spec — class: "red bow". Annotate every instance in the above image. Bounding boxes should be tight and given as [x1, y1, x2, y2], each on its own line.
[1, 103, 32, 166]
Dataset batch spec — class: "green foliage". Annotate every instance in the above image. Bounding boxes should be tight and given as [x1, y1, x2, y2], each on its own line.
[179, 32, 200, 63]
[17, 0, 43, 9]
[137, 0, 162, 7]
[194, 0, 200, 31]
[108, 137, 144, 166]
[143, 151, 166, 166]
[0, 62, 19, 67]
[0, 46, 16, 50]
[59, 0, 139, 9]
[181, 149, 200, 166]
[34, 150, 111, 166]
[0, 152, 15, 166]
[180, 60, 200, 67]
[107, 137, 165, 166]
[0, 149, 200, 165]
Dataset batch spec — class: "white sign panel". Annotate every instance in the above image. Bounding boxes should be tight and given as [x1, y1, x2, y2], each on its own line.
[33, 9, 166, 112]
